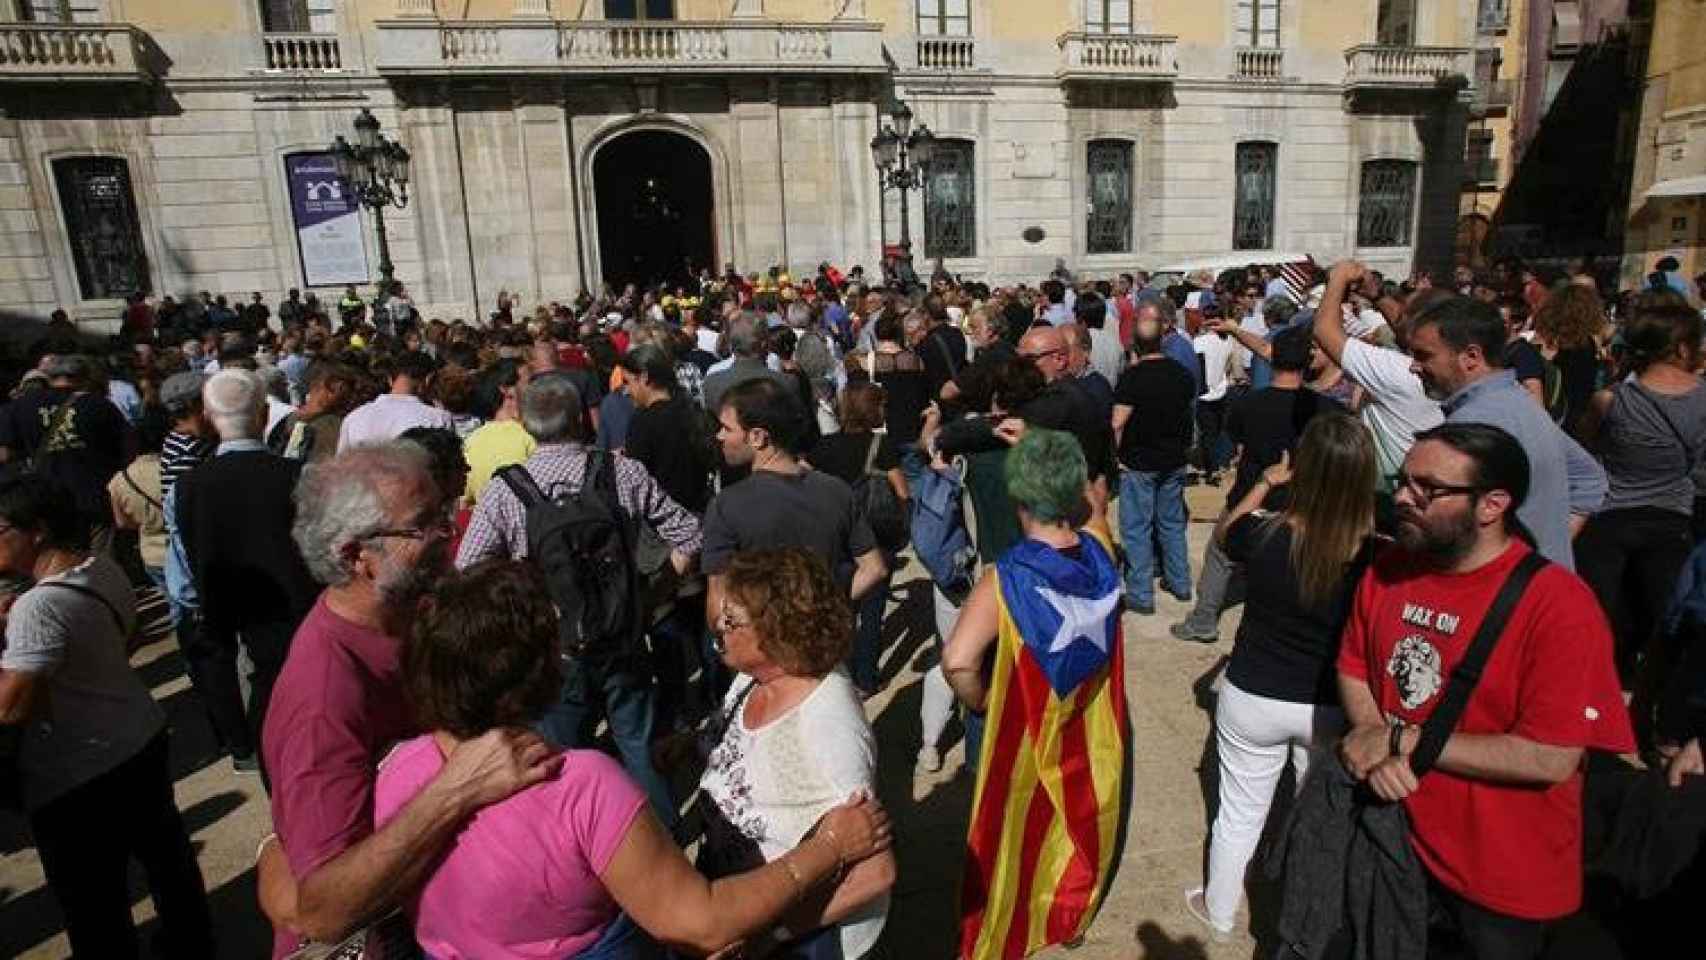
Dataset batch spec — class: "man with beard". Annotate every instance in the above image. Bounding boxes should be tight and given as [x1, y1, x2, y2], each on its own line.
[1404, 296, 1605, 569]
[258, 442, 560, 958]
[1337, 423, 1633, 960]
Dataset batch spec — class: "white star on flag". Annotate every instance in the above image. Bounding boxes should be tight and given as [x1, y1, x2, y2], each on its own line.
[1037, 586, 1119, 655]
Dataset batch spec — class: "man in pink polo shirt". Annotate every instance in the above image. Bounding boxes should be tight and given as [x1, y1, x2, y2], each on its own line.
[256, 441, 559, 958]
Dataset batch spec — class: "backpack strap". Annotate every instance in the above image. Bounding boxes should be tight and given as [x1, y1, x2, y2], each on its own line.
[862, 433, 882, 476]
[36, 579, 131, 641]
[495, 464, 549, 508]
[1409, 550, 1548, 777]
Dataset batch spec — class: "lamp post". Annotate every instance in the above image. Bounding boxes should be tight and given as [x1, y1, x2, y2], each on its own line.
[869, 98, 935, 290]
[329, 108, 411, 303]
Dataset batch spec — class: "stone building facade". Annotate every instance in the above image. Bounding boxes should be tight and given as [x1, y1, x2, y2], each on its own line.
[0, 0, 1477, 323]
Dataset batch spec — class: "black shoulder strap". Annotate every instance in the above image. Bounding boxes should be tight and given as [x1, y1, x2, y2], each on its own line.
[1409, 550, 1548, 777]
[37, 580, 130, 640]
[583, 448, 618, 498]
[495, 464, 548, 508]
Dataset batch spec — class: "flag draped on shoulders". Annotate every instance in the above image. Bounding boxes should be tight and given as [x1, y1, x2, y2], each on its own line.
[959, 531, 1131, 960]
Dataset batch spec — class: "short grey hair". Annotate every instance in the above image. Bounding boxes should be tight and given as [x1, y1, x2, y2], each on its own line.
[786, 302, 811, 328]
[1263, 294, 1300, 328]
[203, 369, 266, 442]
[292, 442, 433, 586]
[727, 312, 765, 358]
[519, 371, 584, 443]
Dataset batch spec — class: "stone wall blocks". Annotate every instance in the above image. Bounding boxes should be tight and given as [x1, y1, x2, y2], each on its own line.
[150, 134, 261, 160]
[154, 180, 266, 207]
[157, 203, 270, 229]
[153, 158, 263, 183]
[0, 256, 50, 282]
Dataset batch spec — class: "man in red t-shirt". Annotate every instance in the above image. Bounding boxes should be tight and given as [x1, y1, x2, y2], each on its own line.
[1337, 422, 1633, 959]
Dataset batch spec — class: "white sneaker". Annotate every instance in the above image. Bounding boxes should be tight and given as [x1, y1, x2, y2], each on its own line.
[1183, 887, 1235, 943]
[915, 746, 943, 774]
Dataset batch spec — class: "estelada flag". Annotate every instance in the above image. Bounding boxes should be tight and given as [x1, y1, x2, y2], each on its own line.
[959, 532, 1131, 960]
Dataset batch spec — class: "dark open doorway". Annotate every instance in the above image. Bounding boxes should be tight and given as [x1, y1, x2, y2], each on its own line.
[593, 130, 714, 291]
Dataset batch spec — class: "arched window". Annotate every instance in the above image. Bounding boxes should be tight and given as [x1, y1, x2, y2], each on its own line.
[1087, 139, 1134, 254]
[52, 156, 148, 300]
[1233, 142, 1277, 251]
[924, 139, 976, 259]
[1358, 159, 1418, 247]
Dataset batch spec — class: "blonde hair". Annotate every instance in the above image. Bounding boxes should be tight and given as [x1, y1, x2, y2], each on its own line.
[1276, 414, 1376, 607]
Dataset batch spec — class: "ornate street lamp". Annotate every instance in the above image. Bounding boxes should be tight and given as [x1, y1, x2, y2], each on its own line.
[870, 97, 935, 290]
[330, 108, 411, 302]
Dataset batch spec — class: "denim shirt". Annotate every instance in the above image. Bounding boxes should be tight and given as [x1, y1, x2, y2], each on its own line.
[1441, 370, 1607, 571]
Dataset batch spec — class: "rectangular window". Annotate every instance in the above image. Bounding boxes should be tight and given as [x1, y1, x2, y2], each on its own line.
[1234, 0, 1281, 48]
[916, 0, 971, 37]
[1358, 160, 1418, 247]
[1233, 142, 1277, 251]
[1084, 0, 1133, 34]
[925, 140, 976, 259]
[604, 0, 674, 19]
[1377, 0, 1418, 45]
[1087, 140, 1134, 255]
[259, 0, 310, 33]
[53, 156, 149, 301]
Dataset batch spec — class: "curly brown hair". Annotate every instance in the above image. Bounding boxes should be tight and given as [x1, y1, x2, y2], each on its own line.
[406, 560, 562, 739]
[1533, 284, 1607, 351]
[723, 548, 853, 677]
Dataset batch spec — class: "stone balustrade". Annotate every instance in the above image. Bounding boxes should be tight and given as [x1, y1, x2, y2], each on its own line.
[1056, 32, 1177, 81]
[261, 32, 343, 72]
[377, 18, 885, 75]
[1233, 46, 1285, 81]
[1344, 44, 1472, 89]
[915, 35, 975, 71]
[0, 23, 155, 83]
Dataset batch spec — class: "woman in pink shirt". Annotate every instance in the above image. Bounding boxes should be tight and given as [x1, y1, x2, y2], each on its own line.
[374, 560, 891, 959]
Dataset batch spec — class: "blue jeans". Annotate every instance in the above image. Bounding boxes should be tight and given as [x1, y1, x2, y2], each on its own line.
[1119, 466, 1192, 607]
[577, 912, 664, 960]
[538, 658, 677, 827]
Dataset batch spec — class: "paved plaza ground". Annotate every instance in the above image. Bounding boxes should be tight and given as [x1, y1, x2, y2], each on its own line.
[0, 486, 1265, 959]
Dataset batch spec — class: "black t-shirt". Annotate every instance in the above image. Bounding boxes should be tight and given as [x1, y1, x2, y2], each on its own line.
[1224, 386, 1345, 506]
[1223, 506, 1374, 704]
[1554, 345, 1600, 428]
[10, 389, 129, 520]
[953, 339, 1016, 412]
[1075, 371, 1115, 419]
[1021, 379, 1116, 485]
[863, 353, 931, 448]
[625, 394, 710, 514]
[1503, 338, 1545, 386]
[701, 469, 877, 590]
[808, 430, 900, 487]
[1113, 358, 1196, 472]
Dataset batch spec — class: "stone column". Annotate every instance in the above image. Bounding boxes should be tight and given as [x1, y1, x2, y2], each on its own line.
[394, 0, 437, 17]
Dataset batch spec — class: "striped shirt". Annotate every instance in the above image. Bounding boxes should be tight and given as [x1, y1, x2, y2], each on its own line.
[160, 431, 212, 498]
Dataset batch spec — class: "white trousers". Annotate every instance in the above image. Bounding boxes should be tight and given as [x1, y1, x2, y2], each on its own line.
[920, 584, 961, 753]
[1204, 678, 1346, 928]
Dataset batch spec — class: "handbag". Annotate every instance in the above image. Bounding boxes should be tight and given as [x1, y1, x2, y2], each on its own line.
[1408, 550, 1548, 777]
[282, 911, 421, 960]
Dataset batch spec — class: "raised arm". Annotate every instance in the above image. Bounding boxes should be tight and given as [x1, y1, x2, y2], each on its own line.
[1313, 260, 1371, 367]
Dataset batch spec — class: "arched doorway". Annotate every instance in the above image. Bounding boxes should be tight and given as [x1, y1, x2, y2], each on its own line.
[593, 130, 715, 290]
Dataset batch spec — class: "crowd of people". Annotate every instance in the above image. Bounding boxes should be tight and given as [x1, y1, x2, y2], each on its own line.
[0, 249, 1703, 960]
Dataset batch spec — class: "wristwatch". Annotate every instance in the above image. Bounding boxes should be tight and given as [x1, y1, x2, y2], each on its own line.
[1388, 721, 1407, 759]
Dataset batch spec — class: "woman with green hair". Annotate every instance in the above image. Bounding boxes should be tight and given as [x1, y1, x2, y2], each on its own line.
[943, 427, 1131, 959]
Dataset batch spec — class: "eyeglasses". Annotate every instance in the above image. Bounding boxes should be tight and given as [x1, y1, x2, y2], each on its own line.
[366, 514, 456, 543]
[1019, 347, 1064, 362]
[1394, 472, 1482, 507]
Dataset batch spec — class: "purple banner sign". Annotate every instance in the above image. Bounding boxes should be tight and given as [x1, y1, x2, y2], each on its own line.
[285, 152, 369, 287]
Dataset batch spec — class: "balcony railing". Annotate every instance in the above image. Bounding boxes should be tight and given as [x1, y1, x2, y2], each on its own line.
[916, 35, 975, 71]
[1056, 32, 1177, 81]
[1471, 77, 1513, 114]
[0, 23, 157, 83]
[1344, 44, 1472, 90]
[1233, 47, 1285, 81]
[261, 32, 343, 72]
[376, 18, 886, 74]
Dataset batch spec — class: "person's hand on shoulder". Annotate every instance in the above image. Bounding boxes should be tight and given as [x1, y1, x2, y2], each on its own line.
[437, 727, 562, 813]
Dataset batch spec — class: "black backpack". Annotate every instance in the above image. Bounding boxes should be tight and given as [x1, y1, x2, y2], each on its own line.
[852, 435, 911, 555]
[497, 453, 643, 666]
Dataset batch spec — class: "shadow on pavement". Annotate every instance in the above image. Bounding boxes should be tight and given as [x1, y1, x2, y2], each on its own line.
[1136, 919, 1212, 959]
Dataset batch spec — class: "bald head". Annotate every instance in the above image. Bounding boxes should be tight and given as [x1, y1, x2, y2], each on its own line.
[1018, 325, 1070, 383]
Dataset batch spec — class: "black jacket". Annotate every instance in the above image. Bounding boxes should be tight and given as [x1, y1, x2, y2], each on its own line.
[176, 448, 319, 639]
[1265, 750, 1428, 960]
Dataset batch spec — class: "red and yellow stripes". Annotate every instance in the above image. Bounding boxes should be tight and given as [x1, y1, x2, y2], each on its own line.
[959, 578, 1130, 960]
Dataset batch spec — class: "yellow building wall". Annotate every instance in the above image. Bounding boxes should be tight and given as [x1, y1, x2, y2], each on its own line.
[1653, 0, 1706, 113]
[989, 0, 1072, 40]
[119, 0, 246, 30]
[1298, 0, 1368, 51]
[1153, 0, 1225, 45]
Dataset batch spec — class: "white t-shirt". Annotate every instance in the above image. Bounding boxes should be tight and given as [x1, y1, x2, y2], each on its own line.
[1192, 331, 1240, 402]
[1338, 338, 1444, 484]
[696, 327, 722, 355]
[1087, 325, 1125, 386]
[699, 670, 888, 958]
